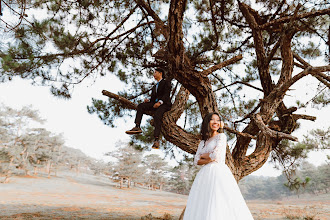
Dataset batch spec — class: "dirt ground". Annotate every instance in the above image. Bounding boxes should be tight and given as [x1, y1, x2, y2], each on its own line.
[0, 172, 329, 220]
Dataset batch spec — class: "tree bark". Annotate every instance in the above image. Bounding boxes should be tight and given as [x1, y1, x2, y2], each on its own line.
[102, 1, 327, 182]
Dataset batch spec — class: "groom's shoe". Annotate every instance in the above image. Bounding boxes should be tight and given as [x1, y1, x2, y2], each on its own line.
[125, 126, 142, 134]
[152, 140, 160, 149]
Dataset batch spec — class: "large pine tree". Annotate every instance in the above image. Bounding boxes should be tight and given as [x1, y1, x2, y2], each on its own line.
[0, 0, 329, 181]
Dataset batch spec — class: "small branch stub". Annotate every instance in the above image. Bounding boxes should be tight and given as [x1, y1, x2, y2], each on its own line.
[102, 90, 137, 110]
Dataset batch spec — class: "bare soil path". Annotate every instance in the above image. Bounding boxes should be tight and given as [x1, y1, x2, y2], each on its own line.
[0, 172, 329, 219]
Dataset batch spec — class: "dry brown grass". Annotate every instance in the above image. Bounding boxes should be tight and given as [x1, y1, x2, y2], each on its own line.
[1, 173, 329, 219]
[281, 205, 321, 220]
[141, 212, 173, 220]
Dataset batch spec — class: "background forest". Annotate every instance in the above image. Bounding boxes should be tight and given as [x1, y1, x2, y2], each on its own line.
[1, 106, 329, 200]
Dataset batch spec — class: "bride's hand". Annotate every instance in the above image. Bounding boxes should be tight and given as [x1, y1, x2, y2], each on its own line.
[200, 153, 210, 159]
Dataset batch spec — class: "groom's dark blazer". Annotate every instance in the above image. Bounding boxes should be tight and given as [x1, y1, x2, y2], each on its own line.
[150, 79, 172, 107]
[134, 78, 172, 138]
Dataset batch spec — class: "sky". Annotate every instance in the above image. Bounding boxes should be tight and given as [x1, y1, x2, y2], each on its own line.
[0, 76, 128, 158]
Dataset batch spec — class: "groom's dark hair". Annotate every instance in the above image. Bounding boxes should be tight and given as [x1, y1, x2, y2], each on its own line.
[155, 68, 166, 78]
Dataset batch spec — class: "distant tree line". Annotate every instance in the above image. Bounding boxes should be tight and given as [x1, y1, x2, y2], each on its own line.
[106, 142, 171, 190]
[110, 142, 329, 199]
[1, 105, 328, 200]
[0, 105, 104, 183]
[239, 161, 329, 200]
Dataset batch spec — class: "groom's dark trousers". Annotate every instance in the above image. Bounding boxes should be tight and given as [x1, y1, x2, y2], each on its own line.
[134, 79, 172, 138]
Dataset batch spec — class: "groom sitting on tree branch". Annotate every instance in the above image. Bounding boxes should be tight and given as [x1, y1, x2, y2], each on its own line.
[126, 68, 172, 149]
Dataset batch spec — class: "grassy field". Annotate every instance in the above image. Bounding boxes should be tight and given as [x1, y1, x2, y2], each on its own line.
[0, 172, 329, 219]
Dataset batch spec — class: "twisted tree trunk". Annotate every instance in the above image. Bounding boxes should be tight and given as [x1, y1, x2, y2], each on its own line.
[101, 1, 329, 184]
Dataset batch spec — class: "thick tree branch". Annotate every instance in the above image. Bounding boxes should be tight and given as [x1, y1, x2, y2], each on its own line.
[232, 2, 277, 164]
[252, 114, 298, 141]
[293, 52, 311, 67]
[127, 88, 153, 100]
[272, 57, 305, 69]
[201, 54, 243, 76]
[276, 67, 311, 97]
[161, 86, 200, 154]
[241, 134, 273, 178]
[266, 37, 281, 65]
[134, 0, 168, 38]
[277, 65, 330, 95]
[312, 74, 330, 88]
[166, 86, 190, 122]
[293, 62, 306, 69]
[275, 4, 301, 86]
[311, 66, 330, 75]
[292, 114, 316, 121]
[277, 26, 296, 86]
[102, 88, 199, 154]
[102, 90, 137, 110]
[209, 0, 219, 49]
[293, 51, 330, 86]
[239, 2, 273, 95]
[167, 0, 219, 117]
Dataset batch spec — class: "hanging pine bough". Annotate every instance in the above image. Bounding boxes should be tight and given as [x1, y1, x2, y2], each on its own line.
[0, 0, 31, 32]
[0, 0, 329, 186]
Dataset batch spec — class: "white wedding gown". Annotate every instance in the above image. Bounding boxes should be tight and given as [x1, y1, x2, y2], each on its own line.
[183, 133, 254, 220]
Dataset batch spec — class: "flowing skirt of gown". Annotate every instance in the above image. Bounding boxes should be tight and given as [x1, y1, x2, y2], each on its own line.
[183, 162, 254, 220]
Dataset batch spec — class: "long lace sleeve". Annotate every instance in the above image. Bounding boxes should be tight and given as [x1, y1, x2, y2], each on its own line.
[209, 133, 227, 164]
[193, 141, 204, 166]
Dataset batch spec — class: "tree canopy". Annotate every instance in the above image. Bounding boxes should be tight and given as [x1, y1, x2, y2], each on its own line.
[0, 0, 329, 181]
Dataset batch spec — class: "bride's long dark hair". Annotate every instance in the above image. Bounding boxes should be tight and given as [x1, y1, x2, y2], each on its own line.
[201, 112, 221, 141]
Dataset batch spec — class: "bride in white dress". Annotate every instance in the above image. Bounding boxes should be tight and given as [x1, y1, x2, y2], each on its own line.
[183, 112, 254, 220]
